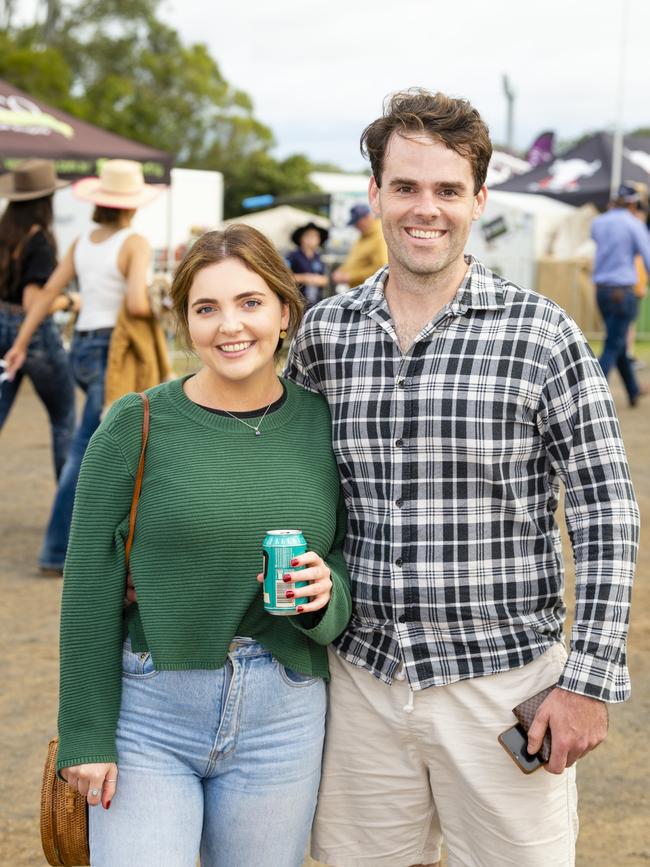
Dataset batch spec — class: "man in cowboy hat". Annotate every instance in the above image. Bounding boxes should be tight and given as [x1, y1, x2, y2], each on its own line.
[286, 220, 329, 307]
[332, 203, 388, 289]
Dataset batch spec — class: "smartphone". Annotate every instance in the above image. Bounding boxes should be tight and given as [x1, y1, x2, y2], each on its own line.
[498, 722, 547, 774]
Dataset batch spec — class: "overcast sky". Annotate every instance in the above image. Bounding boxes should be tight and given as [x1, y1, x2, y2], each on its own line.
[159, 0, 650, 170]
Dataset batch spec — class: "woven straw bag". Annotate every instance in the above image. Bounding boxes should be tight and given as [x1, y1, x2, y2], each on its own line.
[39, 393, 150, 866]
[40, 737, 89, 866]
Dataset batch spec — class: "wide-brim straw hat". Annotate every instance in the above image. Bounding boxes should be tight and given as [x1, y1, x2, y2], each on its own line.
[0, 159, 69, 201]
[73, 159, 161, 209]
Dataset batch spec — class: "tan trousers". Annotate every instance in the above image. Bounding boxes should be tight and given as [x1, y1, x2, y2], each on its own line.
[312, 644, 578, 867]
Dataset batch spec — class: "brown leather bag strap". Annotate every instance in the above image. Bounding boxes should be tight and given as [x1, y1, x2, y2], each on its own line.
[124, 392, 150, 568]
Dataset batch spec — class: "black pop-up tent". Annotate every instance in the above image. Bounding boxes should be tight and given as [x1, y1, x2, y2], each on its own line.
[492, 132, 650, 210]
[0, 78, 172, 183]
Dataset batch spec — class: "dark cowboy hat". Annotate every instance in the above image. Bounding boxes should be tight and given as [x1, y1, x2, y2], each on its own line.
[291, 221, 329, 247]
[0, 159, 69, 201]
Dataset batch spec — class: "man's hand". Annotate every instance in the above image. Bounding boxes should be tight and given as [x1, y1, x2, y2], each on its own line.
[527, 687, 608, 774]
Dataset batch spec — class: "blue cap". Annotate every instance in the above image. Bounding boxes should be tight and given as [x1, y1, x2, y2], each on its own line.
[617, 184, 641, 204]
[347, 203, 371, 226]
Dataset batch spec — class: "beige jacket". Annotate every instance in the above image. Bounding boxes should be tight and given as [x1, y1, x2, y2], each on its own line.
[104, 304, 172, 408]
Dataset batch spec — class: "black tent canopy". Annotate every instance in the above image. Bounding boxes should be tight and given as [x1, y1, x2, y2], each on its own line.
[492, 132, 650, 210]
[0, 78, 172, 183]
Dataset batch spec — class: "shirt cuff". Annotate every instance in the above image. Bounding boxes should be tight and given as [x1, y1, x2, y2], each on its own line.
[557, 648, 631, 703]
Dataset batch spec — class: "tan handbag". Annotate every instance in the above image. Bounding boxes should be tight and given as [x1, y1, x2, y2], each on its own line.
[40, 392, 150, 866]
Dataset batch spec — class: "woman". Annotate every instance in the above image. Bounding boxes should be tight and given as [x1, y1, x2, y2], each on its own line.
[55, 225, 351, 866]
[286, 220, 329, 307]
[4, 159, 159, 573]
[0, 159, 76, 478]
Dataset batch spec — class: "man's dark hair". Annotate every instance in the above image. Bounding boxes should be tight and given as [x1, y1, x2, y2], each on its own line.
[361, 88, 493, 194]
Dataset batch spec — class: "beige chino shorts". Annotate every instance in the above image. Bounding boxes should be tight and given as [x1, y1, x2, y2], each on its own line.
[312, 644, 578, 867]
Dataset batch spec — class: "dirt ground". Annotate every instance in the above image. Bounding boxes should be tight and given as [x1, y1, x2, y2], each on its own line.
[1, 372, 649, 867]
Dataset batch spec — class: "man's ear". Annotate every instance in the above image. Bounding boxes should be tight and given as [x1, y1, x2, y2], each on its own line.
[368, 176, 381, 218]
[473, 184, 488, 221]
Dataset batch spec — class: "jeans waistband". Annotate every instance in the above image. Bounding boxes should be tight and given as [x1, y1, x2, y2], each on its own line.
[74, 327, 114, 339]
[227, 638, 270, 658]
[0, 299, 24, 315]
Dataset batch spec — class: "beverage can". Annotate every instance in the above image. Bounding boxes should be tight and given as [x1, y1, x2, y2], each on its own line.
[262, 530, 308, 615]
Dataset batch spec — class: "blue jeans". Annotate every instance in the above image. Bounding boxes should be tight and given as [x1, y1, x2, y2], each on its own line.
[596, 284, 640, 402]
[89, 638, 326, 867]
[0, 306, 75, 478]
[39, 329, 112, 569]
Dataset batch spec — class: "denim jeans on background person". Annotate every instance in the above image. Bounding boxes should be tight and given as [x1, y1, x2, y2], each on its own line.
[0, 306, 76, 478]
[596, 284, 640, 403]
[88, 638, 326, 867]
[39, 328, 112, 570]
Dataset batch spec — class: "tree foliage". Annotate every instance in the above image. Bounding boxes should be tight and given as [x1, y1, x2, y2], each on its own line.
[1, 0, 324, 216]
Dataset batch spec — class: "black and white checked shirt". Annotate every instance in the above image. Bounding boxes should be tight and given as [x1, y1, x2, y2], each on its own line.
[285, 258, 639, 702]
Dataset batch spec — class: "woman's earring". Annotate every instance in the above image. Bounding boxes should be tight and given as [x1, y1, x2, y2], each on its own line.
[279, 329, 288, 339]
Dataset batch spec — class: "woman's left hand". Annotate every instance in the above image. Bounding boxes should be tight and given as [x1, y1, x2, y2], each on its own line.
[256, 550, 332, 614]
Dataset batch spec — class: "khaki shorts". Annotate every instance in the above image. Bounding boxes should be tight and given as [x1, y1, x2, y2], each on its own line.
[312, 644, 578, 867]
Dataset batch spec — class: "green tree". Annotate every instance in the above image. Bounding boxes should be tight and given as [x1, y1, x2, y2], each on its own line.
[2, 0, 328, 216]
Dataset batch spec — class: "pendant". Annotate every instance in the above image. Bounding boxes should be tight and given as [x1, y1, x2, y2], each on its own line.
[255, 430, 261, 436]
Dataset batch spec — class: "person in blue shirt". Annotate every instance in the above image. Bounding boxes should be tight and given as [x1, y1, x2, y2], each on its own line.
[286, 222, 329, 307]
[591, 184, 650, 405]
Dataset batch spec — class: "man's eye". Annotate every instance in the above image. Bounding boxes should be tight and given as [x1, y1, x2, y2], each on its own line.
[440, 189, 458, 198]
[397, 186, 413, 194]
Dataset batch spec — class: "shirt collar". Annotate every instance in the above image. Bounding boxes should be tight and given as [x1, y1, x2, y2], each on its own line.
[342, 257, 505, 317]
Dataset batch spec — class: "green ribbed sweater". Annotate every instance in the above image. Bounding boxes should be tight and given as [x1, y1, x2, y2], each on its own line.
[57, 377, 351, 773]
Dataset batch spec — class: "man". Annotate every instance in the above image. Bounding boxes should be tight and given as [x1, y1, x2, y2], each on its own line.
[591, 183, 650, 406]
[331, 203, 388, 288]
[285, 89, 639, 866]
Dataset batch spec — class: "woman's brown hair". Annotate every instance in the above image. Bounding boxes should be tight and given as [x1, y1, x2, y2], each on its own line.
[0, 196, 56, 301]
[171, 224, 304, 350]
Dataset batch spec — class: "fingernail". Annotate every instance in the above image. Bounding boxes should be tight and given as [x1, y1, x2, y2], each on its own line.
[290, 558, 299, 566]
[296, 606, 304, 613]
[283, 573, 292, 582]
[285, 589, 294, 598]
[106, 800, 111, 810]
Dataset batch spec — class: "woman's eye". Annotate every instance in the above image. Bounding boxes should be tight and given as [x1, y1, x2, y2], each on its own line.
[244, 299, 261, 309]
[196, 305, 216, 314]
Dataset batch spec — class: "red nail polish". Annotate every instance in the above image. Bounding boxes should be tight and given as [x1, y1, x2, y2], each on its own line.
[106, 801, 111, 810]
[290, 558, 299, 567]
[296, 606, 304, 613]
[285, 589, 295, 598]
[283, 573, 292, 582]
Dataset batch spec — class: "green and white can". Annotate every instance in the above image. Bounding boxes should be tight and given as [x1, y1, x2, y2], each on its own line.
[262, 530, 308, 615]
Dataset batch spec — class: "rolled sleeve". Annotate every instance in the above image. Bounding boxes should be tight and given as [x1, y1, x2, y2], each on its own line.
[538, 317, 639, 702]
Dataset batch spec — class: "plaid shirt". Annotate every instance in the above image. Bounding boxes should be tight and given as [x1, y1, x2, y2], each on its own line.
[285, 259, 639, 702]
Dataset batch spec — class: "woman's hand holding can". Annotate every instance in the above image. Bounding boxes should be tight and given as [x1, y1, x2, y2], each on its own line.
[257, 550, 332, 614]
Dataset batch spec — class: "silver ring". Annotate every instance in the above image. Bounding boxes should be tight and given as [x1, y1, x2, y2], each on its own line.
[90, 788, 100, 797]
[105, 779, 117, 783]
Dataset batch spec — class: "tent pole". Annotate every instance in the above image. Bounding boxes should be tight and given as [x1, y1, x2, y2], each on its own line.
[610, 0, 631, 200]
[166, 170, 174, 274]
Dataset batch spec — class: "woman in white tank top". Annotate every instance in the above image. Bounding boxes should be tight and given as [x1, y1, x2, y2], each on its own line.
[3, 160, 161, 572]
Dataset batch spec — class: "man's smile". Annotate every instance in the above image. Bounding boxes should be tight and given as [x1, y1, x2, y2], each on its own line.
[404, 227, 447, 240]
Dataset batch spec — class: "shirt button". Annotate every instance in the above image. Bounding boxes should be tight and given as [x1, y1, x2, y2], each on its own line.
[397, 378, 406, 387]
[395, 557, 403, 567]
[398, 614, 407, 623]
[395, 439, 403, 447]
[395, 498, 403, 508]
